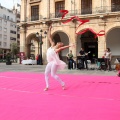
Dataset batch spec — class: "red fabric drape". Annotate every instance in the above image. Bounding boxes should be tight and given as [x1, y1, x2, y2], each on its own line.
[59, 10, 105, 38]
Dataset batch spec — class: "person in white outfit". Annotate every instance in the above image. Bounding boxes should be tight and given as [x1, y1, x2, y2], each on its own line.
[44, 25, 75, 91]
[104, 48, 112, 70]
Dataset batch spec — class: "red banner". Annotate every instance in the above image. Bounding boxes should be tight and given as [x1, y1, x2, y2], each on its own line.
[59, 10, 105, 38]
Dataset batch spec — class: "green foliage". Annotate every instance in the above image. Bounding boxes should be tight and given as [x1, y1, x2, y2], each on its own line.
[0, 49, 2, 54]
[40, 41, 43, 45]
[11, 43, 19, 57]
[6, 52, 11, 62]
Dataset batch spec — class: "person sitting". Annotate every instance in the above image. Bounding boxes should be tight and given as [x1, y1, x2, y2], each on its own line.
[66, 50, 76, 69]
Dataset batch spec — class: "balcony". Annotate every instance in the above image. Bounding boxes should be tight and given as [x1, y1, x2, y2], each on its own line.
[25, 15, 43, 22]
[81, 8, 92, 15]
[50, 10, 78, 19]
[21, 5, 120, 23]
[50, 6, 120, 19]
[95, 5, 120, 14]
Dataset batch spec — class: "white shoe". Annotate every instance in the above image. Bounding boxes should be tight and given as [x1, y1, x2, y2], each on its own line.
[62, 85, 65, 90]
[44, 88, 49, 91]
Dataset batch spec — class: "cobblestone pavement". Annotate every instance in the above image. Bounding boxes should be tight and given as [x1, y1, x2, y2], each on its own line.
[0, 63, 117, 76]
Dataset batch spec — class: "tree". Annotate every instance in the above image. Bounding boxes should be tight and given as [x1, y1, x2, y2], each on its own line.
[0, 48, 2, 54]
[6, 52, 12, 65]
[11, 43, 19, 60]
[0, 49, 3, 59]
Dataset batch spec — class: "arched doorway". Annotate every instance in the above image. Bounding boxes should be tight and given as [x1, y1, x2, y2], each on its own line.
[77, 31, 98, 63]
[106, 27, 120, 56]
[26, 34, 39, 59]
[52, 31, 69, 63]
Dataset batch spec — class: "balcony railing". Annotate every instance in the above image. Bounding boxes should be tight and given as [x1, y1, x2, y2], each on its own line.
[81, 8, 92, 15]
[21, 5, 120, 23]
[23, 15, 43, 22]
[49, 6, 120, 19]
[95, 5, 120, 14]
[50, 10, 78, 19]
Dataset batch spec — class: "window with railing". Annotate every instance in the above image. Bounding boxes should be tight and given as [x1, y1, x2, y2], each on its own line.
[0, 34, 2, 40]
[31, 5, 39, 21]
[111, 0, 120, 12]
[4, 28, 7, 33]
[10, 30, 16, 34]
[3, 14, 6, 19]
[55, 1, 65, 18]
[81, 0, 92, 14]
[3, 42, 7, 47]
[4, 20, 7, 25]
[4, 35, 7, 41]
[10, 37, 16, 41]
[0, 26, 2, 31]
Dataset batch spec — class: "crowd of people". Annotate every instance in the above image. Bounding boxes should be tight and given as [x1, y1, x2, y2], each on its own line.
[66, 48, 90, 70]
[66, 47, 112, 71]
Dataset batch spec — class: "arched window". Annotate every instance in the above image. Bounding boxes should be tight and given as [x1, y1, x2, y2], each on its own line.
[81, 0, 92, 14]
[111, 0, 120, 12]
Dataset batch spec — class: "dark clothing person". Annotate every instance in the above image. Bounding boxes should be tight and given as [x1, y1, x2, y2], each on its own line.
[104, 49, 112, 70]
[104, 58, 111, 70]
[38, 54, 42, 65]
[36, 54, 39, 65]
[79, 50, 88, 69]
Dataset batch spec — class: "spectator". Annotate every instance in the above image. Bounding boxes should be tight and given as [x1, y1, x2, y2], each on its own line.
[36, 54, 39, 65]
[104, 48, 112, 71]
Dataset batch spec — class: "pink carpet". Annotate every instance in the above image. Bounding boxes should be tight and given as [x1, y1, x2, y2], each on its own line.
[0, 72, 120, 120]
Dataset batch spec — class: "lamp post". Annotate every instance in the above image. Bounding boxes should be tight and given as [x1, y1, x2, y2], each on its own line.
[36, 30, 47, 65]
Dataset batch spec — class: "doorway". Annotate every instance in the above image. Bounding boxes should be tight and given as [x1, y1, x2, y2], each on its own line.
[84, 42, 98, 63]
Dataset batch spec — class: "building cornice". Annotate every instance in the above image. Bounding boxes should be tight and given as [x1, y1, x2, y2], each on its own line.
[29, 0, 41, 4]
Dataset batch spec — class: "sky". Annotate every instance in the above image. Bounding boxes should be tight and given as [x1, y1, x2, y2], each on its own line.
[0, 0, 21, 9]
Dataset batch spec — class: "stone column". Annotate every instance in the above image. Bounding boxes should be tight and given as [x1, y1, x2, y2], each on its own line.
[20, 0, 27, 58]
[98, 36, 106, 58]
[20, 0, 27, 22]
[69, 22, 77, 58]
[97, 18, 106, 58]
[34, 41, 39, 57]
[20, 29, 26, 53]
[42, 26, 49, 65]
[20, 26, 28, 58]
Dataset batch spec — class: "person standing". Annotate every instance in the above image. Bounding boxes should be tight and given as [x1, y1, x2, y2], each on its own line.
[36, 54, 39, 65]
[104, 48, 112, 71]
[79, 48, 88, 69]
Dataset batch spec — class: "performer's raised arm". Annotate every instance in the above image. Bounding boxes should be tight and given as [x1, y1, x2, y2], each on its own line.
[48, 25, 54, 47]
[55, 43, 75, 53]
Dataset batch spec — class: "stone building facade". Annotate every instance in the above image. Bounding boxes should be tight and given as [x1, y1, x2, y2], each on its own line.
[20, 0, 120, 64]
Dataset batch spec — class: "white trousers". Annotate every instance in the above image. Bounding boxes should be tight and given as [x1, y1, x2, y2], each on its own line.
[45, 62, 65, 88]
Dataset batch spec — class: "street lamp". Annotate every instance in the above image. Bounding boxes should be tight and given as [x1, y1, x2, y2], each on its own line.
[36, 29, 47, 65]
